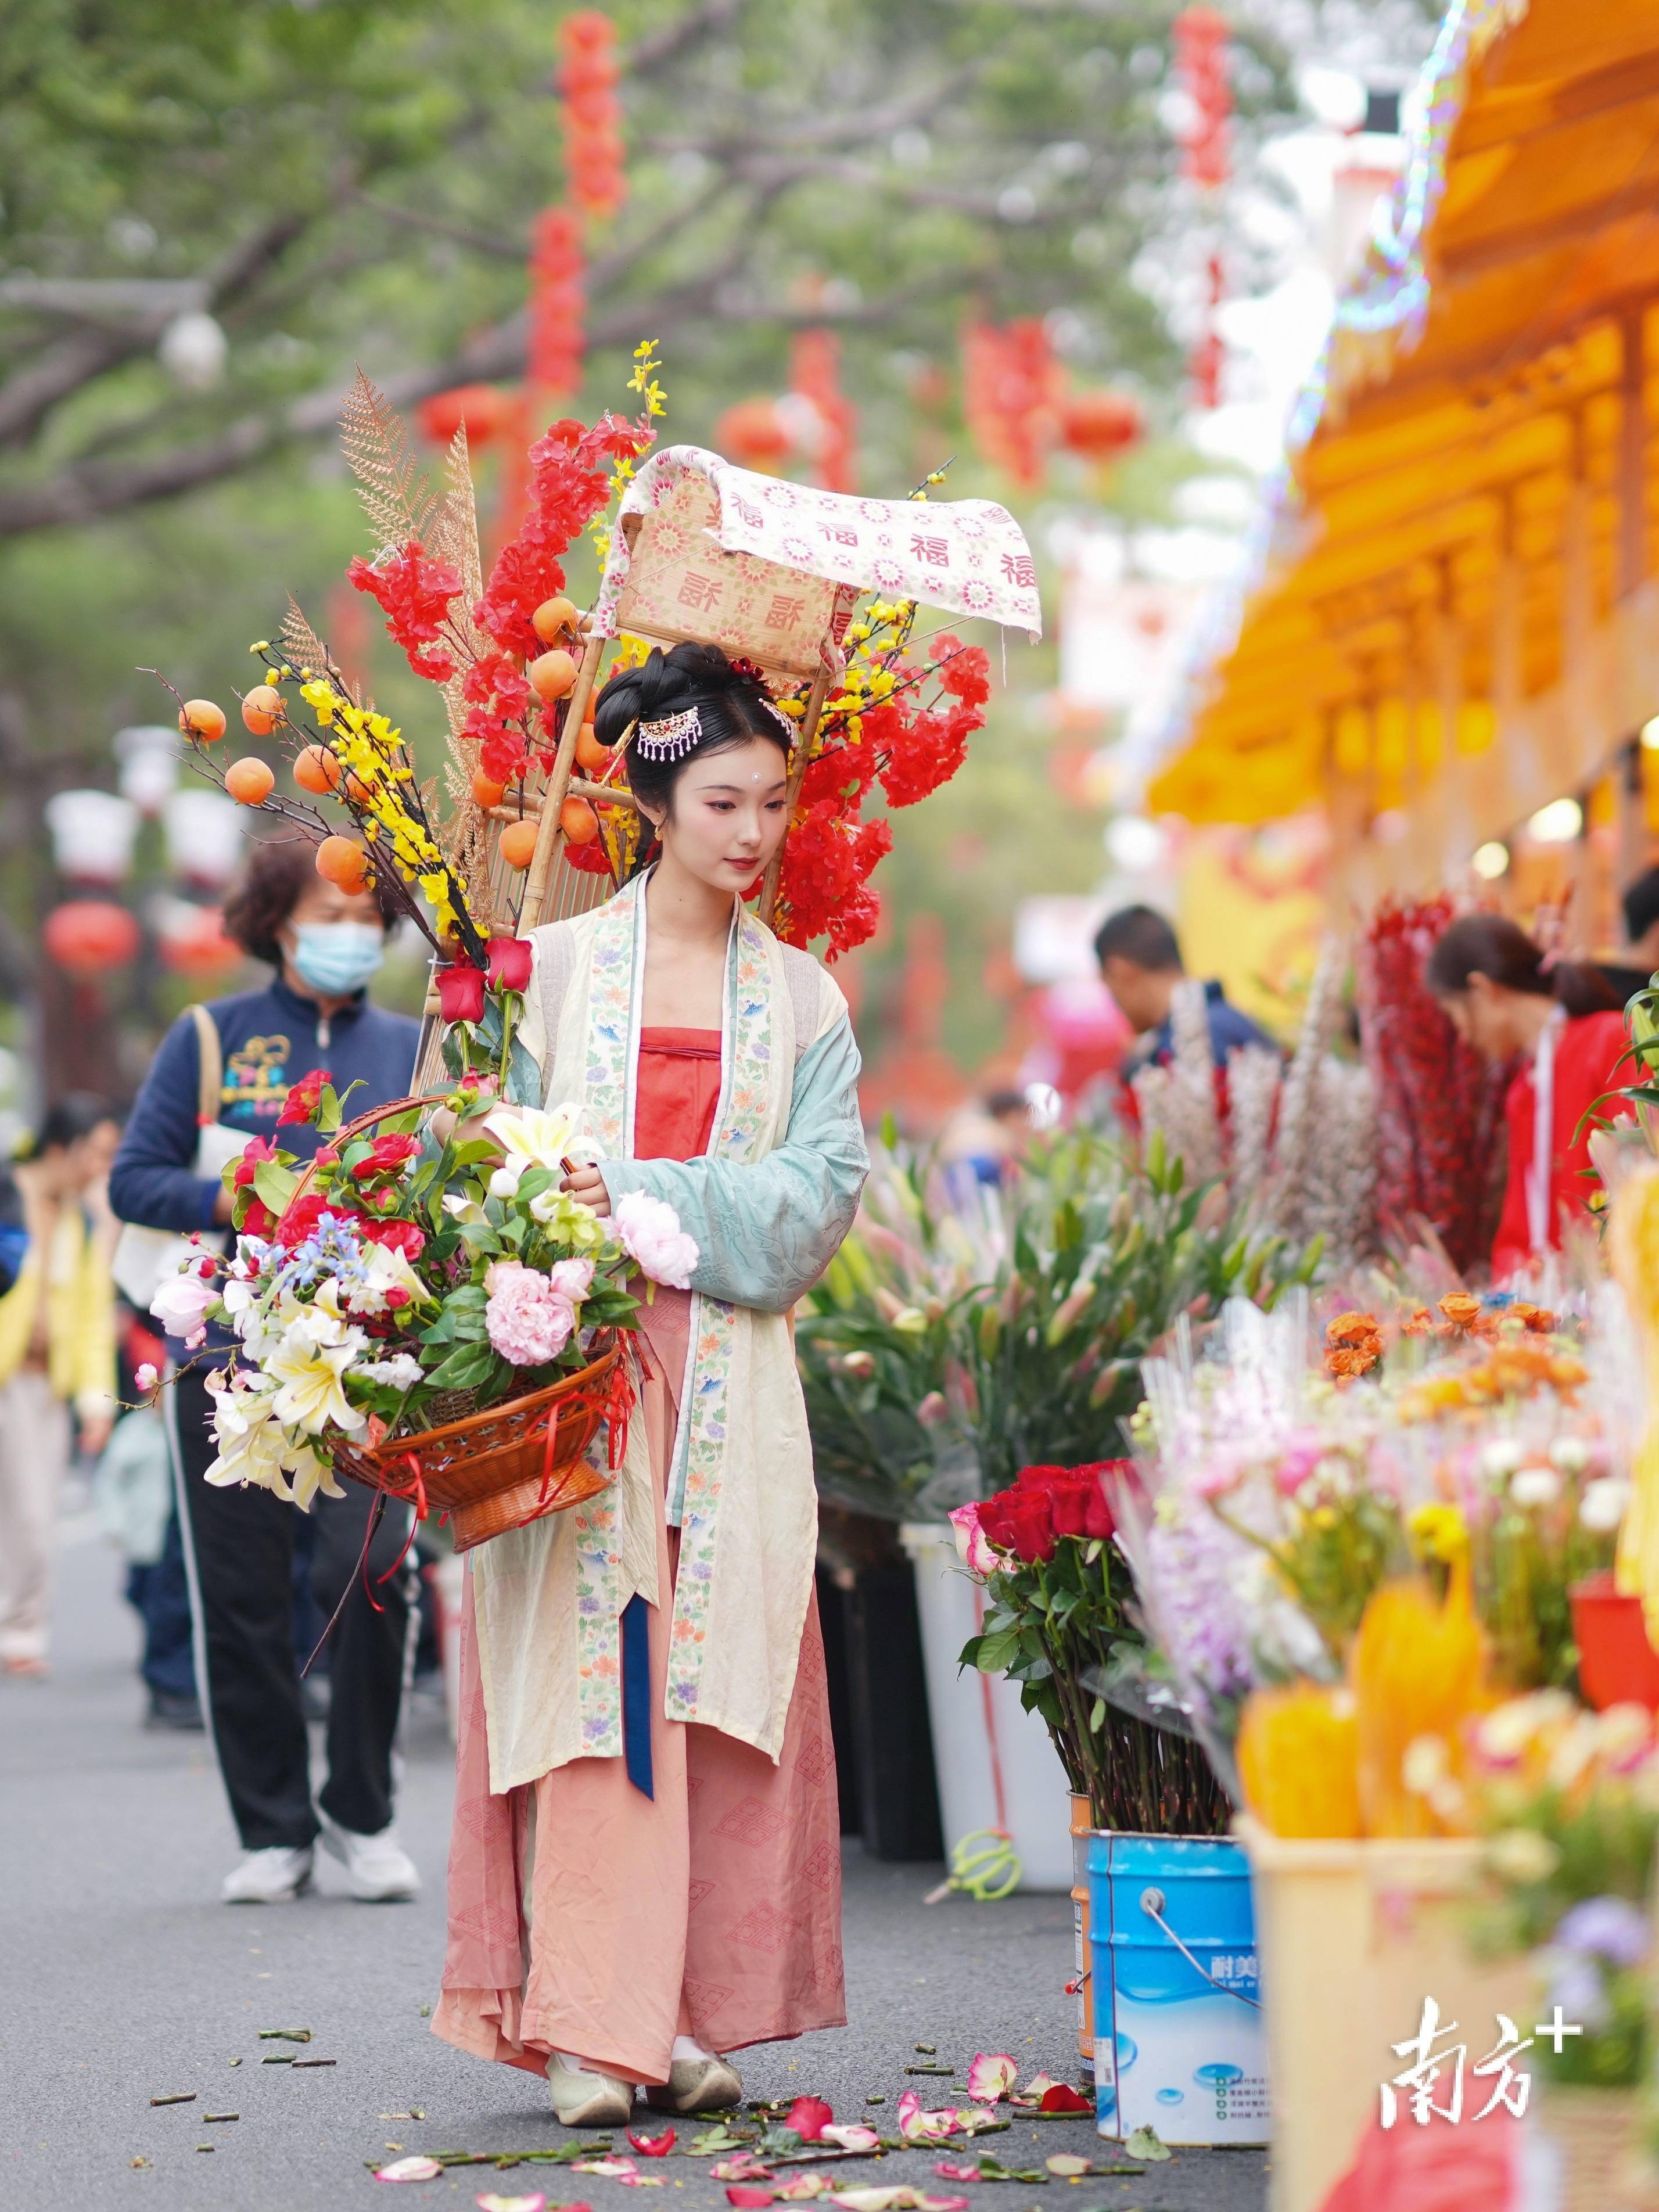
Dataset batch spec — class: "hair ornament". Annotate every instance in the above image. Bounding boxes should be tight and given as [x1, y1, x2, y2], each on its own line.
[632, 706, 702, 760]
[727, 653, 798, 746]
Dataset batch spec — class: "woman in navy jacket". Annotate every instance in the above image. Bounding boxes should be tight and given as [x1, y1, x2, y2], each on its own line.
[111, 836, 422, 1906]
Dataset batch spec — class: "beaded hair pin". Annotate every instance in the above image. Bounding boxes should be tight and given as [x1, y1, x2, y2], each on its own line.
[633, 691, 796, 759]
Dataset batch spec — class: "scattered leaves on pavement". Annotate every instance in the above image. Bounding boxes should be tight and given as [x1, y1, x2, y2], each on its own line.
[1121, 2128, 1171, 2163]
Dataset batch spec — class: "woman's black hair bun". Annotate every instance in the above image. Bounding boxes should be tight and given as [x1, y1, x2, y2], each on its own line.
[591, 641, 746, 750]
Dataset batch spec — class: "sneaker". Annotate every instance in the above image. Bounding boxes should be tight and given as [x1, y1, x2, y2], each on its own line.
[644, 2053, 743, 2113]
[222, 1845, 313, 1905]
[318, 1814, 419, 1901]
[547, 2052, 635, 2128]
[145, 1687, 204, 1732]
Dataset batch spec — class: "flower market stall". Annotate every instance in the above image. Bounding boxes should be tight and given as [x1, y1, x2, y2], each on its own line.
[1136, 0, 1659, 908]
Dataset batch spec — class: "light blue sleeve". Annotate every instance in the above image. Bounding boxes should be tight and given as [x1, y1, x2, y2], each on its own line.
[599, 1015, 868, 1313]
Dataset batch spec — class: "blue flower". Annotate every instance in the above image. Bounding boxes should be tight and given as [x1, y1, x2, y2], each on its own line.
[1556, 1895, 1650, 1967]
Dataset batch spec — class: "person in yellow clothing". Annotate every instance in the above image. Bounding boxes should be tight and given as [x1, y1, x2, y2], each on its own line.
[0, 1094, 123, 1679]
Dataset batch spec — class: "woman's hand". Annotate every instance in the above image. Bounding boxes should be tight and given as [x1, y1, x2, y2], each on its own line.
[560, 1162, 611, 1215]
[429, 1075, 504, 1149]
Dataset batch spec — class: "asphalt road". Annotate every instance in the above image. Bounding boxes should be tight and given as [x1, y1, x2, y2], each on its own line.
[1, 1528, 1267, 2212]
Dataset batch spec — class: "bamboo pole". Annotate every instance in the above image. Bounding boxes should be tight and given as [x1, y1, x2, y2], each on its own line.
[757, 648, 834, 929]
[523, 628, 607, 929]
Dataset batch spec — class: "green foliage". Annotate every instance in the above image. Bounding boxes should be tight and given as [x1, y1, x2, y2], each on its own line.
[796, 1125, 1322, 1520]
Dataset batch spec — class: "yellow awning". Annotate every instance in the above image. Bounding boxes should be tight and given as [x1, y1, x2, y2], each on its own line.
[1148, 0, 1659, 888]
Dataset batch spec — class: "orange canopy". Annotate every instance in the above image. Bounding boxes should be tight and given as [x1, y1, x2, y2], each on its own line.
[1147, 0, 1659, 890]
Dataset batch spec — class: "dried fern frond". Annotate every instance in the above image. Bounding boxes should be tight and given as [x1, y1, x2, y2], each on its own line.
[432, 423, 484, 611]
[340, 367, 436, 552]
[279, 597, 337, 685]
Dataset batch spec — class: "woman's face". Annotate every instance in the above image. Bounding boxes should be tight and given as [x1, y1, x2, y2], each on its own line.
[642, 736, 791, 897]
[1439, 972, 1519, 1060]
[281, 875, 385, 945]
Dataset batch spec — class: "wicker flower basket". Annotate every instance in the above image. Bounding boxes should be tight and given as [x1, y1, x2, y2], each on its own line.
[332, 1334, 627, 1553]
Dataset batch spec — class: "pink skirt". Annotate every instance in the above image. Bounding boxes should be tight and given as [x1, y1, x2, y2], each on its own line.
[432, 1290, 846, 2085]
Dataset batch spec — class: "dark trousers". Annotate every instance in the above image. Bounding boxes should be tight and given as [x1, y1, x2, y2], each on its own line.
[128, 1509, 198, 1699]
[168, 1364, 414, 1851]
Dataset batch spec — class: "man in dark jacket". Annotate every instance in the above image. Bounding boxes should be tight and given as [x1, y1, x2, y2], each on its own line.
[1094, 903, 1273, 1076]
[111, 836, 422, 1906]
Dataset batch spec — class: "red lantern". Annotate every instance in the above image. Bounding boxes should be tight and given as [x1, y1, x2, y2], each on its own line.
[557, 11, 626, 220]
[715, 397, 793, 472]
[416, 384, 516, 448]
[1057, 388, 1145, 466]
[44, 900, 141, 976]
[156, 902, 241, 978]
[1174, 8, 1231, 189]
[527, 206, 586, 397]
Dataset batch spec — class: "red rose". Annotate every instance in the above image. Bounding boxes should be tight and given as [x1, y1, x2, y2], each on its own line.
[1003, 1489, 1057, 1565]
[277, 1067, 331, 1127]
[1016, 1464, 1069, 1492]
[1048, 1471, 1097, 1538]
[978, 1489, 1018, 1551]
[350, 1132, 422, 1182]
[486, 935, 534, 993]
[1072, 1460, 1132, 1541]
[436, 961, 487, 1024]
[360, 1216, 426, 1262]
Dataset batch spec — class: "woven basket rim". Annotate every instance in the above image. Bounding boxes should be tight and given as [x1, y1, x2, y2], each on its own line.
[350, 1332, 620, 1467]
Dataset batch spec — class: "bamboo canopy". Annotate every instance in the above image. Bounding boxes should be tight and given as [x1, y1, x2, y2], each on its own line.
[1144, 0, 1659, 897]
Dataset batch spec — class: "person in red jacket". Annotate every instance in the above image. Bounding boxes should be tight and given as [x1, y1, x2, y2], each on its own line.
[1425, 914, 1633, 1281]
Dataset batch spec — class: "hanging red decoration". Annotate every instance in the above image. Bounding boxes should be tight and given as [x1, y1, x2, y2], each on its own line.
[1173, 8, 1231, 188]
[527, 207, 586, 399]
[557, 12, 626, 221]
[1057, 387, 1145, 468]
[44, 900, 141, 976]
[788, 330, 858, 493]
[416, 384, 518, 449]
[157, 903, 241, 978]
[713, 396, 793, 473]
[961, 319, 1064, 487]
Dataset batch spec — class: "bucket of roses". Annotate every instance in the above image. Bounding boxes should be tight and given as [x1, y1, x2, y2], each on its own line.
[150, 1070, 697, 1552]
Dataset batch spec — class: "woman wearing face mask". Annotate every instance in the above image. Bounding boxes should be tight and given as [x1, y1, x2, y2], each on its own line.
[435, 643, 867, 2125]
[109, 836, 422, 1906]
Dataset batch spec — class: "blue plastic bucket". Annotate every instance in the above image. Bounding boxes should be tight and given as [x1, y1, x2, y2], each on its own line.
[1087, 1832, 1269, 2145]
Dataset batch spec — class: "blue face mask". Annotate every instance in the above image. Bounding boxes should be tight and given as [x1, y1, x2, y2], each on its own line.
[290, 921, 385, 996]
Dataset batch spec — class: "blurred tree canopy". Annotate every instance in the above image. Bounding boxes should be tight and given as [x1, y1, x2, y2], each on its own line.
[0, 0, 1276, 534]
[0, 0, 1305, 1097]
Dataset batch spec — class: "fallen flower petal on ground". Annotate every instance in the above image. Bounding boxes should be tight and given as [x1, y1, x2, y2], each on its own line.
[964, 2055, 1017, 2103]
[726, 2189, 779, 2209]
[477, 2196, 548, 2211]
[786, 2097, 835, 2143]
[573, 2159, 638, 2179]
[1044, 2156, 1090, 2177]
[1036, 2085, 1090, 2117]
[777, 2177, 829, 2200]
[931, 2163, 982, 2182]
[377, 2156, 445, 2182]
[712, 2159, 774, 2183]
[818, 2128, 880, 2154]
[895, 2092, 958, 2144]
[828, 2189, 969, 2212]
[1007, 2074, 1057, 2107]
[949, 2109, 1000, 2136]
[627, 2130, 677, 2158]
[1122, 2127, 1172, 2163]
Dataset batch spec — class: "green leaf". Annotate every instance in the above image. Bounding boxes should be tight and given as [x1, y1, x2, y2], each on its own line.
[252, 1159, 298, 1215]
[506, 1033, 541, 1107]
[1124, 2128, 1171, 2163]
[973, 1628, 1022, 1674]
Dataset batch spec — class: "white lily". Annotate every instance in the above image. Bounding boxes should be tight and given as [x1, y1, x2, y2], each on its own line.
[266, 1328, 365, 1435]
[206, 1380, 345, 1506]
[482, 1101, 583, 1197]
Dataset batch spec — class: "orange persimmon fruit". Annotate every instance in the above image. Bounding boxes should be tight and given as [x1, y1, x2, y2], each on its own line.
[293, 745, 342, 795]
[498, 818, 540, 868]
[315, 835, 369, 890]
[240, 685, 284, 737]
[532, 595, 579, 646]
[179, 699, 226, 744]
[560, 797, 598, 845]
[471, 770, 507, 809]
[574, 724, 609, 773]
[225, 757, 275, 807]
[528, 648, 578, 702]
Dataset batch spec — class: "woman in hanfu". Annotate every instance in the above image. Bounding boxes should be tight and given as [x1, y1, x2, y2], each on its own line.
[435, 644, 869, 2125]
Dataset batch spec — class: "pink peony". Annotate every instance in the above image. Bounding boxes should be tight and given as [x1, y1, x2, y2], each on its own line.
[613, 1190, 699, 1288]
[150, 1266, 218, 1344]
[484, 1261, 576, 1366]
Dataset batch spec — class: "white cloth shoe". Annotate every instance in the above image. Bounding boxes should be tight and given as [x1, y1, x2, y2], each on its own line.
[547, 2052, 635, 2127]
[318, 1814, 419, 1901]
[221, 1845, 313, 1905]
[644, 2047, 743, 2113]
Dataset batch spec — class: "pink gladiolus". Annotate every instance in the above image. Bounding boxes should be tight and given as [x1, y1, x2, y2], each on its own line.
[948, 1504, 996, 1579]
[787, 2096, 834, 2143]
[820, 2128, 880, 2154]
[964, 2052, 1017, 2102]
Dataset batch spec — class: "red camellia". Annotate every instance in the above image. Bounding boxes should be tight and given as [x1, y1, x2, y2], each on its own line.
[486, 935, 534, 993]
[360, 1216, 426, 1263]
[232, 1135, 279, 1189]
[350, 1133, 422, 1182]
[276, 1067, 331, 1127]
[436, 962, 487, 1025]
[273, 1191, 331, 1249]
